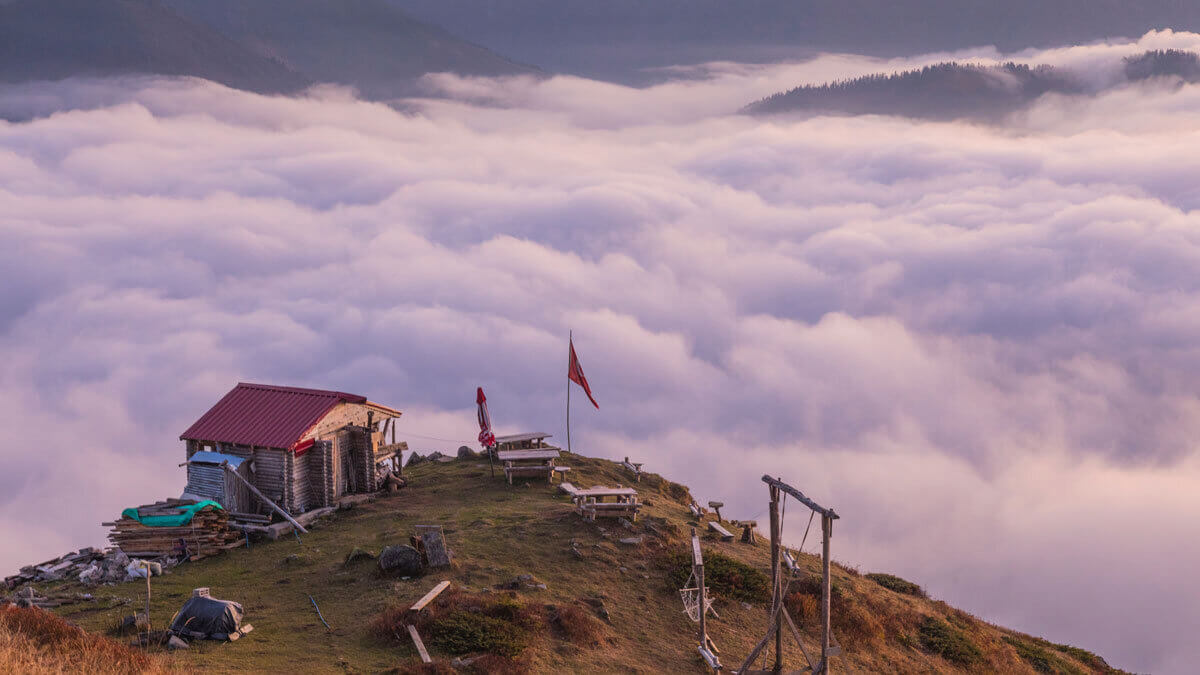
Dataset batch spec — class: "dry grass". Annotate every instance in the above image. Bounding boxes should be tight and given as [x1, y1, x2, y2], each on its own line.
[38, 453, 1121, 674]
[372, 589, 543, 660]
[0, 605, 168, 674]
[550, 603, 605, 645]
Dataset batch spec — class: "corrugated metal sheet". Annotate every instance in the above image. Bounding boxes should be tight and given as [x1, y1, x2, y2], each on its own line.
[180, 382, 367, 450]
[188, 451, 247, 468]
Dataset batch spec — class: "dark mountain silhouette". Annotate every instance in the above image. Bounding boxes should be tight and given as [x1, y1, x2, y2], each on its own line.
[745, 50, 1200, 120]
[745, 62, 1084, 120]
[0, 0, 310, 93]
[0, 0, 535, 99]
[162, 0, 539, 98]
[1125, 48, 1200, 82]
[388, 0, 1200, 82]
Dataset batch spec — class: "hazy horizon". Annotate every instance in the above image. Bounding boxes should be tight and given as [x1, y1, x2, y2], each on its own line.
[3, 21, 1200, 674]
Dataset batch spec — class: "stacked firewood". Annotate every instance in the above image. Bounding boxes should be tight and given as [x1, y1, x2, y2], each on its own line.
[104, 500, 243, 559]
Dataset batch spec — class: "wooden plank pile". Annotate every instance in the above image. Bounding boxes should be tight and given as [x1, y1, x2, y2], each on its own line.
[104, 499, 243, 559]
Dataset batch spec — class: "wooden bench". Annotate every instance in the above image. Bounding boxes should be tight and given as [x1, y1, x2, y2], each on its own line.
[708, 521, 734, 542]
[558, 481, 581, 497]
[503, 460, 553, 485]
[579, 500, 641, 522]
[552, 466, 571, 483]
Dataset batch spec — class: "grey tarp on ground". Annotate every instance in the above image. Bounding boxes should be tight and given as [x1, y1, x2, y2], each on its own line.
[169, 595, 244, 639]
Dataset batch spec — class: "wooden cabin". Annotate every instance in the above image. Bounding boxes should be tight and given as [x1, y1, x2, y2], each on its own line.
[179, 382, 403, 516]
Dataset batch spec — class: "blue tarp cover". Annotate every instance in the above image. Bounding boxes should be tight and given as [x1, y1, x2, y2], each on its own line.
[188, 451, 246, 468]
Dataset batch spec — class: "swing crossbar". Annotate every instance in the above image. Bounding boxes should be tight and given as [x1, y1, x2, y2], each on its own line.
[761, 475, 838, 519]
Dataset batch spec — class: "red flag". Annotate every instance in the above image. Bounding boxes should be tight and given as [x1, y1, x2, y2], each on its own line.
[568, 339, 599, 409]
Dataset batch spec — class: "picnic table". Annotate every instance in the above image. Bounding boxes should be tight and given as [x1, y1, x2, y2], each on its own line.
[572, 486, 641, 522]
[497, 449, 561, 485]
[494, 432, 556, 452]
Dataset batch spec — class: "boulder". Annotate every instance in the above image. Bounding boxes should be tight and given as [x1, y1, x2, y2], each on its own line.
[405, 452, 425, 467]
[457, 446, 477, 459]
[378, 545, 424, 577]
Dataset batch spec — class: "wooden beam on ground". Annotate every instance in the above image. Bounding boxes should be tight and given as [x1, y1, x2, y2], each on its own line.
[409, 580, 450, 612]
[222, 462, 308, 534]
[406, 624, 431, 663]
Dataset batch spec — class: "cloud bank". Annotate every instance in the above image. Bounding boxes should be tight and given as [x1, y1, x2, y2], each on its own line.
[4, 32, 1200, 673]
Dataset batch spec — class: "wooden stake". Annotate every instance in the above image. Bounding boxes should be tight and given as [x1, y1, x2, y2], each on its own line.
[143, 561, 151, 636]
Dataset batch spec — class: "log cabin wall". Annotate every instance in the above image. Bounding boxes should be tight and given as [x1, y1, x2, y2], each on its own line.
[222, 461, 254, 513]
[284, 448, 313, 514]
[253, 448, 288, 507]
[306, 440, 335, 508]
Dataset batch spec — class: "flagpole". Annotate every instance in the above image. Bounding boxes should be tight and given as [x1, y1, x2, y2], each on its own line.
[566, 330, 572, 454]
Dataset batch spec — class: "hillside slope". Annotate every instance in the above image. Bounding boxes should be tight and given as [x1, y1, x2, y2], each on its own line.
[0, 0, 310, 93]
[33, 454, 1123, 673]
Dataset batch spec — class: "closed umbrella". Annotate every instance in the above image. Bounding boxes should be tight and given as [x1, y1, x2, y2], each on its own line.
[477, 387, 497, 476]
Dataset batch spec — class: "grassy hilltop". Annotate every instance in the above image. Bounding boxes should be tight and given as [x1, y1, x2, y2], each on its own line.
[27, 454, 1123, 674]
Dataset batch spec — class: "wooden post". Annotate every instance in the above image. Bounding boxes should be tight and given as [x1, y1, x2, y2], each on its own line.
[222, 462, 308, 534]
[769, 486, 782, 673]
[694, 529, 707, 648]
[821, 514, 833, 674]
[566, 330, 572, 454]
[393, 421, 401, 477]
[143, 561, 152, 635]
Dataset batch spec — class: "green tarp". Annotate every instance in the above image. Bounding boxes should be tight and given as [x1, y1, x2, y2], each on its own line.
[122, 500, 224, 527]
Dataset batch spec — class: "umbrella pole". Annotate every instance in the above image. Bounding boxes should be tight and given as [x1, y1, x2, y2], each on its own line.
[488, 443, 495, 478]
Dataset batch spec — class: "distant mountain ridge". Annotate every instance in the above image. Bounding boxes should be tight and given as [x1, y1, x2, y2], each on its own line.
[388, 0, 1200, 82]
[0, 0, 536, 98]
[163, 0, 539, 98]
[0, 0, 310, 93]
[744, 49, 1200, 120]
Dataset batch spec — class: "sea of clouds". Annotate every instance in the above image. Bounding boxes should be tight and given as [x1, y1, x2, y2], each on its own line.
[4, 30, 1200, 673]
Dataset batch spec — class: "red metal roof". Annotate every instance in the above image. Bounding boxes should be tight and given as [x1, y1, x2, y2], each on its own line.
[180, 382, 368, 450]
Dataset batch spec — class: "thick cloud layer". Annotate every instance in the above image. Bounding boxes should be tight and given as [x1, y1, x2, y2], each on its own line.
[3, 32, 1200, 673]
